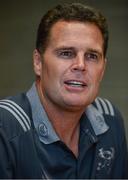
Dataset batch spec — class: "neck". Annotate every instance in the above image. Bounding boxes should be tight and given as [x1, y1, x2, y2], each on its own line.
[44, 103, 82, 157]
[36, 82, 85, 157]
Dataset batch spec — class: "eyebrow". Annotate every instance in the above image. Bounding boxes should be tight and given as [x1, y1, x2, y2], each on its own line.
[54, 46, 75, 51]
[86, 48, 103, 57]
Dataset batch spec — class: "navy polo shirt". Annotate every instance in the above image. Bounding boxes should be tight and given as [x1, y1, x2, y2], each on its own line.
[26, 83, 109, 179]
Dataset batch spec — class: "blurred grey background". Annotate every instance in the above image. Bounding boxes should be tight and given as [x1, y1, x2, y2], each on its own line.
[0, 0, 128, 141]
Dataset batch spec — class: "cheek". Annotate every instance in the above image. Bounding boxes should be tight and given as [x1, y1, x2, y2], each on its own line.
[96, 71, 103, 82]
[89, 67, 104, 84]
[41, 61, 62, 85]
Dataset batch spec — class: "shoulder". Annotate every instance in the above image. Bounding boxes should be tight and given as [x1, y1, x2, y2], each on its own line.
[91, 98, 128, 178]
[93, 97, 126, 140]
[93, 97, 123, 120]
[0, 93, 32, 139]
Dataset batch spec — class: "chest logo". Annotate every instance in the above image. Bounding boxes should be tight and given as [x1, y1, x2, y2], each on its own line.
[97, 147, 115, 173]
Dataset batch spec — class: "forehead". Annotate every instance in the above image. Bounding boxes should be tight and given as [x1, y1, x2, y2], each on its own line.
[48, 21, 104, 51]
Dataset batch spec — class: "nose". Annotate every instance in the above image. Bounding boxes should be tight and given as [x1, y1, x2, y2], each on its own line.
[71, 55, 86, 72]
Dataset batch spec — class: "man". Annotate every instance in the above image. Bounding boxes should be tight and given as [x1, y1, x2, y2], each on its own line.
[0, 3, 127, 179]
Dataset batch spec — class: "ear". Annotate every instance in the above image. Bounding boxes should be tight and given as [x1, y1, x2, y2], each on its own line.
[33, 49, 42, 76]
[99, 58, 107, 82]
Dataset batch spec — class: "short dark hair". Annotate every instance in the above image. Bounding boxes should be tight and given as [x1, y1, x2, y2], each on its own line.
[36, 3, 109, 57]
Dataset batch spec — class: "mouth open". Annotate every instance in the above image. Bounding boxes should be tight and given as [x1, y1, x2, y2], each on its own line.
[64, 80, 87, 88]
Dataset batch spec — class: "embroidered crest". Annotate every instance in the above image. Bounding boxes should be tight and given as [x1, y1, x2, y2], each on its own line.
[97, 147, 115, 174]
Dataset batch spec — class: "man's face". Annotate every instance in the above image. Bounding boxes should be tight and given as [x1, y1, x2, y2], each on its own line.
[34, 21, 106, 111]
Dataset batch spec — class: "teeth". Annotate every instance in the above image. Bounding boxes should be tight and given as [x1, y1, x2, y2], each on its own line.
[70, 81, 83, 85]
[66, 81, 85, 86]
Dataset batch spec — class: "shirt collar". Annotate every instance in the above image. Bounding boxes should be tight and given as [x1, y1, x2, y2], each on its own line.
[26, 83, 109, 144]
[85, 104, 109, 136]
[26, 83, 59, 144]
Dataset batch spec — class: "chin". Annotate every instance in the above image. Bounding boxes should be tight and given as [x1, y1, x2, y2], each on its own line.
[64, 99, 90, 110]
[62, 91, 97, 109]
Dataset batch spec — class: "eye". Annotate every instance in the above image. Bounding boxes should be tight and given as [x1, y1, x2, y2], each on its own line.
[57, 49, 75, 59]
[85, 52, 98, 62]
